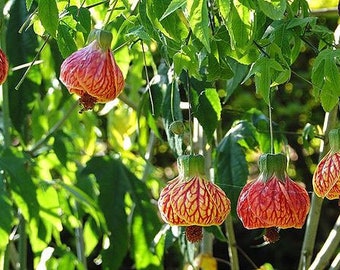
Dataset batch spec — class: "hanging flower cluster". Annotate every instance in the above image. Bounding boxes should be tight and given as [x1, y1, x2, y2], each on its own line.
[0, 48, 8, 84]
[60, 29, 124, 112]
[313, 128, 340, 202]
[158, 155, 231, 243]
[237, 153, 310, 242]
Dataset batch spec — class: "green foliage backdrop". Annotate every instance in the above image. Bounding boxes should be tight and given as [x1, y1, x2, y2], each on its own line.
[0, 0, 338, 269]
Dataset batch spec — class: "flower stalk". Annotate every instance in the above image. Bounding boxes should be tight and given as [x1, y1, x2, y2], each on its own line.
[298, 106, 338, 270]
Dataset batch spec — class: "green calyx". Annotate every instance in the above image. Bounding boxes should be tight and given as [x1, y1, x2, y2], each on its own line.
[177, 154, 207, 181]
[328, 128, 340, 153]
[259, 153, 287, 181]
[88, 29, 113, 50]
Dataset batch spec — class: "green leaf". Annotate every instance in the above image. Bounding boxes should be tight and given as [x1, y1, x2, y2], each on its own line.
[215, 25, 258, 65]
[7, 0, 40, 133]
[38, 0, 59, 38]
[82, 157, 129, 270]
[225, 1, 253, 51]
[0, 178, 13, 251]
[302, 123, 316, 148]
[83, 217, 100, 256]
[57, 24, 78, 58]
[258, 0, 286, 20]
[146, 0, 188, 41]
[244, 57, 288, 104]
[66, 6, 91, 41]
[173, 45, 201, 79]
[192, 88, 222, 142]
[0, 148, 39, 221]
[216, 0, 231, 21]
[225, 58, 248, 101]
[245, 108, 285, 153]
[215, 121, 256, 215]
[56, 181, 106, 230]
[131, 202, 163, 269]
[26, 0, 33, 10]
[286, 17, 317, 30]
[160, 0, 186, 21]
[187, 0, 211, 52]
[311, 48, 340, 111]
[206, 40, 234, 81]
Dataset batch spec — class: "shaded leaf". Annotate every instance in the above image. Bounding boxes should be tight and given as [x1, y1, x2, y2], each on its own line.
[225, 58, 248, 101]
[38, 0, 59, 38]
[258, 0, 286, 20]
[187, 0, 211, 52]
[160, 0, 186, 21]
[243, 57, 289, 104]
[173, 45, 201, 79]
[57, 24, 78, 58]
[215, 121, 256, 215]
[192, 89, 222, 142]
[146, 0, 188, 41]
[56, 180, 106, 230]
[82, 157, 129, 270]
[7, 0, 40, 133]
[0, 148, 39, 221]
[311, 48, 340, 111]
[0, 177, 13, 250]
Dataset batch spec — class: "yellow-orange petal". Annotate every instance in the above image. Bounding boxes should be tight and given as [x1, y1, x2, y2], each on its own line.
[158, 177, 190, 226]
[313, 152, 340, 199]
[60, 40, 125, 104]
[237, 181, 269, 229]
[169, 176, 230, 226]
[237, 176, 310, 229]
[0, 49, 8, 84]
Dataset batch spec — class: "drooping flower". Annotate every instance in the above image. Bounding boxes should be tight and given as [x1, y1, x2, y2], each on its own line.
[237, 153, 310, 242]
[313, 128, 340, 201]
[60, 29, 124, 111]
[0, 49, 8, 84]
[158, 155, 231, 242]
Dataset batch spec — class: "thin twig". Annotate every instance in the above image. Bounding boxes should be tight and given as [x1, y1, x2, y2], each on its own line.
[268, 94, 274, 154]
[236, 245, 258, 269]
[28, 100, 78, 155]
[104, 0, 118, 28]
[15, 35, 50, 90]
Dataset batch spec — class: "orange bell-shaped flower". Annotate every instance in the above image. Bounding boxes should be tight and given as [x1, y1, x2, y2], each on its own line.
[158, 155, 231, 242]
[60, 29, 124, 111]
[0, 49, 8, 84]
[313, 128, 340, 201]
[237, 153, 310, 242]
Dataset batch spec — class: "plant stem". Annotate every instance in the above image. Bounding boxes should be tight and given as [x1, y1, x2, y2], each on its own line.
[141, 131, 156, 182]
[225, 215, 239, 270]
[330, 252, 340, 270]
[15, 36, 49, 90]
[215, 112, 239, 270]
[0, 0, 12, 268]
[18, 214, 27, 270]
[75, 224, 87, 269]
[298, 106, 338, 270]
[309, 214, 340, 270]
